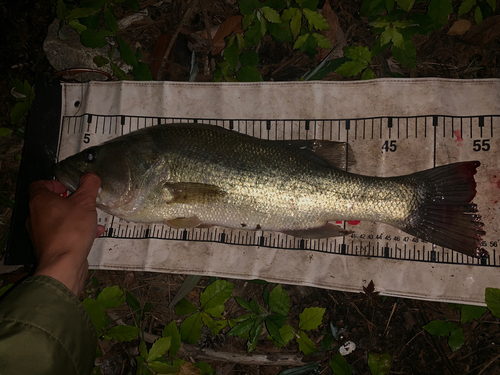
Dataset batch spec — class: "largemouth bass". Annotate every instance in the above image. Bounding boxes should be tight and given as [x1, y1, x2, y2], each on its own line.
[52, 123, 486, 258]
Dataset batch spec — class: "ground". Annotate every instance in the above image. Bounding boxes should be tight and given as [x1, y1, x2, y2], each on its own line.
[0, 1, 499, 374]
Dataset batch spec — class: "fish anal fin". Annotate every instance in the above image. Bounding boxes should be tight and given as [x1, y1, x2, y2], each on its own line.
[166, 216, 203, 228]
[165, 182, 226, 204]
[283, 222, 353, 239]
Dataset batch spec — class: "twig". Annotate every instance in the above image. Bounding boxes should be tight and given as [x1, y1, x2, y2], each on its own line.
[156, 0, 196, 80]
[395, 330, 425, 359]
[383, 302, 397, 337]
[418, 301, 456, 375]
[198, 0, 213, 52]
[477, 352, 500, 375]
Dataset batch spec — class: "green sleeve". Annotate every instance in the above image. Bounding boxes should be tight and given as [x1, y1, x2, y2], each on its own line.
[0, 275, 97, 375]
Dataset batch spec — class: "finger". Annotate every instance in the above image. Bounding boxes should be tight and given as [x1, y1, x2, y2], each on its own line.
[29, 180, 68, 198]
[71, 173, 101, 203]
[96, 225, 105, 238]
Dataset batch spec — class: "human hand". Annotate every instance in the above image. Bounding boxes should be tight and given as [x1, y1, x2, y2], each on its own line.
[27, 173, 105, 295]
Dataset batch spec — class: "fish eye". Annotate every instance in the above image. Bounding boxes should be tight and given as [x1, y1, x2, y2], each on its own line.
[84, 149, 97, 162]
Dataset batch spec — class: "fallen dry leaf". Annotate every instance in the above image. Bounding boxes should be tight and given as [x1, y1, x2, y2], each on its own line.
[210, 15, 243, 55]
[178, 362, 202, 375]
[150, 34, 175, 79]
[448, 19, 472, 36]
[463, 15, 500, 45]
[317, 0, 345, 60]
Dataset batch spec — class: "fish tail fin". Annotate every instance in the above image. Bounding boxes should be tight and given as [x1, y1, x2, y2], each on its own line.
[398, 161, 486, 258]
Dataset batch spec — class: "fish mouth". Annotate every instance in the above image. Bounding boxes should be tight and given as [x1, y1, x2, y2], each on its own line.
[51, 163, 82, 192]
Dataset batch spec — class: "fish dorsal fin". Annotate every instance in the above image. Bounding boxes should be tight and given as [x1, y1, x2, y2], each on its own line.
[282, 222, 353, 239]
[164, 182, 226, 204]
[275, 140, 356, 170]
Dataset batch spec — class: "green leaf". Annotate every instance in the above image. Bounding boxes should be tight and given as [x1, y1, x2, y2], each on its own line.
[194, 362, 215, 375]
[368, 352, 391, 375]
[139, 341, 148, 358]
[242, 13, 255, 30]
[427, 0, 453, 29]
[180, 312, 203, 344]
[248, 318, 264, 352]
[299, 307, 325, 331]
[105, 325, 140, 342]
[228, 315, 258, 336]
[330, 353, 352, 375]
[361, 68, 375, 80]
[10, 100, 30, 124]
[486, 287, 500, 317]
[244, 20, 263, 46]
[312, 33, 332, 49]
[268, 21, 293, 42]
[82, 298, 106, 333]
[162, 321, 181, 358]
[448, 327, 465, 352]
[265, 315, 286, 345]
[81, 29, 114, 48]
[147, 337, 172, 362]
[474, 5, 482, 25]
[204, 303, 225, 318]
[391, 27, 404, 49]
[133, 62, 153, 81]
[486, 0, 496, 11]
[126, 291, 141, 313]
[297, 330, 317, 355]
[147, 361, 179, 374]
[200, 279, 234, 311]
[124, 0, 141, 10]
[65, 7, 99, 21]
[111, 62, 130, 80]
[302, 8, 329, 31]
[282, 7, 297, 21]
[335, 60, 368, 77]
[201, 312, 226, 336]
[239, 0, 261, 15]
[263, 0, 285, 7]
[302, 0, 319, 11]
[249, 298, 267, 314]
[278, 324, 295, 346]
[117, 37, 138, 67]
[234, 296, 251, 311]
[0, 283, 13, 297]
[391, 40, 416, 68]
[237, 66, 263, 81]
[240, 50, 259, 68]
[461, 304, 487, 323]
[68, 19, 87, 34]
[344, 45, 371, 64]
[423, 320, 457, 336]
[104, 6, 118, 34]
[269, 284, 290, 316]
[174, 298, 198, 316]
[97, 285, 125, 308]
[80, 13, 100, 30]
[386, 0, 395, 12]
[293, 33, 309, 49]
[300, 33, 319, 57]
[260, 17, 268, 37]
[57, 0, 69, 20]
[458, 0, 477, 17]
[396, 0, 415, 11]
[223, 38, 239, 70]
[262, 7, 280, 23]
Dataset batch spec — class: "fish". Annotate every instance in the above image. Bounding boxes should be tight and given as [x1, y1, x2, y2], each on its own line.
[52, 123, 486, 258]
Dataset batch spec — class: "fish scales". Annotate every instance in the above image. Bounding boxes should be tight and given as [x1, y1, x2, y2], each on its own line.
[52, 123, 486, 258]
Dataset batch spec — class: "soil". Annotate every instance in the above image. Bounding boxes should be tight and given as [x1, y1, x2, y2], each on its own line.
[1, 1, 499, 374]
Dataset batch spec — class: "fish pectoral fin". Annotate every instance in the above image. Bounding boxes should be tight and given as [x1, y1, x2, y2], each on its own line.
[166, 216, 203, 228]
[282, 223, 353, 239]
[164, 182, 226, 204]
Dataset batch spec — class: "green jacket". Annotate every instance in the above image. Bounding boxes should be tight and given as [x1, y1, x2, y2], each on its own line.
[0, 275, 97, 375]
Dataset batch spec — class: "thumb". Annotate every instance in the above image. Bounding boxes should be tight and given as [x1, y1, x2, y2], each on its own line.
[71, 173, 101, 204]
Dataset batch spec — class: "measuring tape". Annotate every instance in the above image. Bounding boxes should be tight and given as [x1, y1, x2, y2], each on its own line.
[57, 114, 500, 267]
